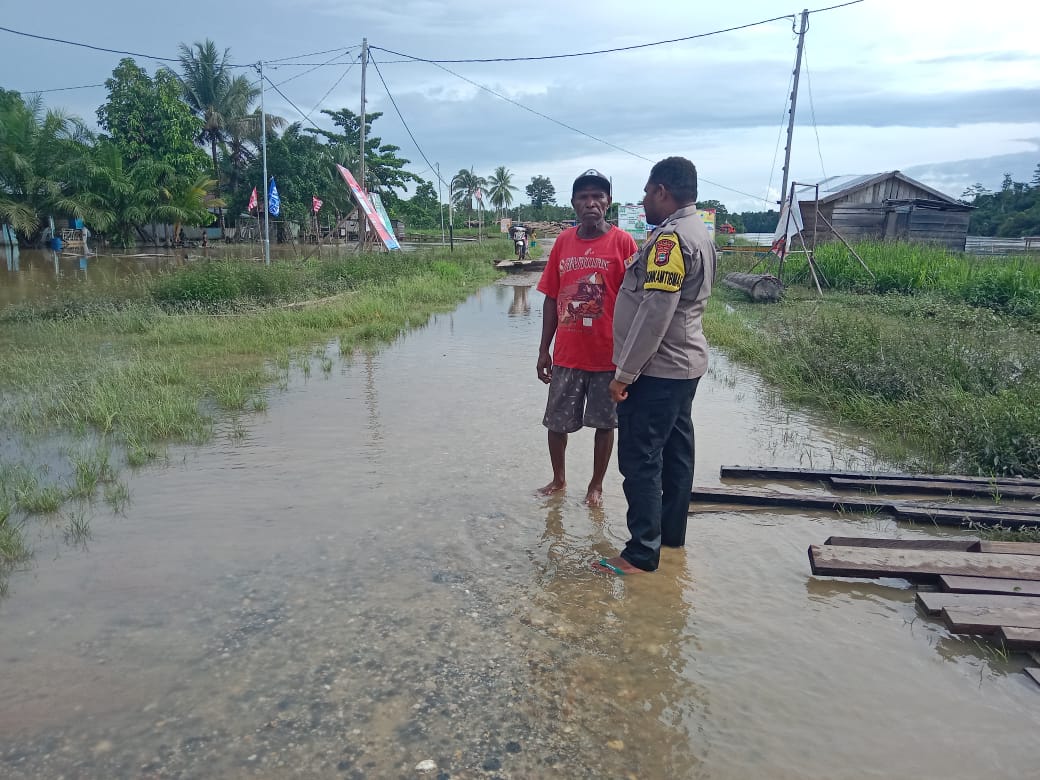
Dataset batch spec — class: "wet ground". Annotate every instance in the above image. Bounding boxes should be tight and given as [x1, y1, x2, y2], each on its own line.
[1, 275, 1038, 779]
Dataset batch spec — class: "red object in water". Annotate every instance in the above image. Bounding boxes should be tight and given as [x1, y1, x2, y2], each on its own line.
[719, 223, 736, 234]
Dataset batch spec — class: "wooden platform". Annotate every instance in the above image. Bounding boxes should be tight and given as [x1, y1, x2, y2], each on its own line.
[691, 486, 1040, 528]
[720, 465, 1040, 489]
[495, 259, 546, 272]
[808, 535, 1040, 688]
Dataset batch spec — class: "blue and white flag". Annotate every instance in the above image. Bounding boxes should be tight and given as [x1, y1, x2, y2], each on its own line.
[267, 177, 281, 217]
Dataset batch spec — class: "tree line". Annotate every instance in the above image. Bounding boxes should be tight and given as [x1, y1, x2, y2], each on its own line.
[961, 166, 1040, 237]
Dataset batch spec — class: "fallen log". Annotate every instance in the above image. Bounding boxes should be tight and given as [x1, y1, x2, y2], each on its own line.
[721, 272, 782, 302]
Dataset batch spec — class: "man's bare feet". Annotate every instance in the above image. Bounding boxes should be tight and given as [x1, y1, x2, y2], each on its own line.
[584, 485, 604, 506]
[592, 556, 647, 576]
[538, 479, 566, 496]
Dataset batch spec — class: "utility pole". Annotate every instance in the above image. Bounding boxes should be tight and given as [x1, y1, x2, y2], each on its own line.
[358, 38, 368, 249]
[259, 59, 271, 266]
[779, 8, 809, 209]
[436, 162, 445, 245]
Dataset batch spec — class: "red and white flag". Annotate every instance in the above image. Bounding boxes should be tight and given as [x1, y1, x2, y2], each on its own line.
[312, 196, 323, 213]
[247, 187, 258, 212]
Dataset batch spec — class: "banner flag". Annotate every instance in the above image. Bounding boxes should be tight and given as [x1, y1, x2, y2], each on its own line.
[770, 196, 804, 259]
[267, 178, 281, 217]
[312, 196, 323, 213]
[247, 187, 258, 212]
[334, 164, 400, 250]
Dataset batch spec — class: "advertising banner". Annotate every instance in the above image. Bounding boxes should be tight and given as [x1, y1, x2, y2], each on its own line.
[335, 164, 400, 250]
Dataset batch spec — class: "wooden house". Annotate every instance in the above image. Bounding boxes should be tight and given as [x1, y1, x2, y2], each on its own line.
[795, 172, 972, 250]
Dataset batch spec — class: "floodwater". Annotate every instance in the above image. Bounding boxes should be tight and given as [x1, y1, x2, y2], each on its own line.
[1, 275, 1038, 779]
[0, 244, 431, 308]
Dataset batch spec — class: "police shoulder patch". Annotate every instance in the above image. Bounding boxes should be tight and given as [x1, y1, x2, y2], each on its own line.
[644, 233, 685, 292]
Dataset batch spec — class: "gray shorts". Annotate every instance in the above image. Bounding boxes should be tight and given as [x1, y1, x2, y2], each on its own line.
[543, 366, 618, 433]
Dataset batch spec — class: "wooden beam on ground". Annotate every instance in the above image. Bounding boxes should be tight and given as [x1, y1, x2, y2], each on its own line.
[996, 627, 1040, 650]
[971, 541, 1040, 556]
[940, 606, 1040, 634]
[721, 272, 783, 302]
[808, 545, 1040, 583]
[1024, 668, 1040, 688]
[719, 465, 1040, 489]
[830, 477, 1039, 500]
[692, 487, 1040, 528]
[915, 592, 1040, 616]
[940, 576, 1040, 596]
[825, 536, 979, 551]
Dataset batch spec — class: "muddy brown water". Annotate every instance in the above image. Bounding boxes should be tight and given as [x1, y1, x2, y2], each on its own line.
[1, 275, 1038, 779]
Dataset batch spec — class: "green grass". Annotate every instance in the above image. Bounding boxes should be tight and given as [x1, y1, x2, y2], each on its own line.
[706, 263, 1040, 476]
[781, 241, 1040, 318]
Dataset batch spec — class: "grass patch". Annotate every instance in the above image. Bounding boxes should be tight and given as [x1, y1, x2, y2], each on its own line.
[782, 241, 1040, 318]
[707, 263, 1040, 476]
[0, 509, 31, 566]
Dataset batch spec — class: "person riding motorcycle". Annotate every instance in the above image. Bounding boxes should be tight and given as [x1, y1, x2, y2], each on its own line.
[510, 223, 529, 261]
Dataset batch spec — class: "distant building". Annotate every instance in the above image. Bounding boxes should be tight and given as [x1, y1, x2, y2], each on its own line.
[796, 171, 972, 251]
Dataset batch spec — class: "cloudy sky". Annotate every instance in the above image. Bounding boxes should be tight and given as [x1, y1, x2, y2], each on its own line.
[4, 0, 1039, 211]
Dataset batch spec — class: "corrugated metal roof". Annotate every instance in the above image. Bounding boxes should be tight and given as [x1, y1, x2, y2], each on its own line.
[793, 171, 959, 205]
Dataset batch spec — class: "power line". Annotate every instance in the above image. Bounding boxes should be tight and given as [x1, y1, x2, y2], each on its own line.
[0, 24, 180, 62]
[267, 46, 356, 64]
[370, 13, 796, 64]
[262, 76, 314, 127]
[304, 56, 360, 125]
[803, 44, 828, 182]
[274, 48, 358, 87]
[18, 83, 106, 94]
[369, 56, 445, 188]
[413, 59, 764, 201]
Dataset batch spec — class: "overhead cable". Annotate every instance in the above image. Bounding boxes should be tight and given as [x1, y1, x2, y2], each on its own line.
[369, 56, 445, 187]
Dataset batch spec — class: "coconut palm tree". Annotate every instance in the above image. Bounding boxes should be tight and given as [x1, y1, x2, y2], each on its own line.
[487, 166, 517, 216]
[0, 90, 100, 238]
[450, 167, 487, 223]
[175, 40, 259, 235]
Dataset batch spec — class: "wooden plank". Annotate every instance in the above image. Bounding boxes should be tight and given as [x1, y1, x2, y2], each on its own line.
[1024, 668, 1040, 688]
[692, 487, 1040, 528]
[940, 575, 1040, 596]
[825, 536, 979, 551]
[996, 627, 1040, 650]
[830, 477, 1039, 500]
[915, 591, 1040, 616]
[941, 607, 1040, 634]
[973, 541, 1040, 556]
[808, 545, 1040, 583]
[719, 465, 1040, 488]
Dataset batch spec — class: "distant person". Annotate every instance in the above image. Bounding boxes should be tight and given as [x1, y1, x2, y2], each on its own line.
[510, 223, 529, 260]
[594, 156, 717, 576]
[201, 232, 209, 248]
[536, 169, 639, 506]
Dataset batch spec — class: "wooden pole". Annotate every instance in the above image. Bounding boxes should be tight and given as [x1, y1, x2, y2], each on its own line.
[815, 210, 876, 279]
[779, 9, 809, 208]
[358, 39, 368, 250]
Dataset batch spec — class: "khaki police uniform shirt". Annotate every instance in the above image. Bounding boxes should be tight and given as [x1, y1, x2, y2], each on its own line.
[612, 204, 717, 385]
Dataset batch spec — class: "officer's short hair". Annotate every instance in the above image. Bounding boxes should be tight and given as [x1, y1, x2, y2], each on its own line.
[648, 157, 698, 203]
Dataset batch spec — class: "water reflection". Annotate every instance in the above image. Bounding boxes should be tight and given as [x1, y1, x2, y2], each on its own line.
[509, 285, 531, 317]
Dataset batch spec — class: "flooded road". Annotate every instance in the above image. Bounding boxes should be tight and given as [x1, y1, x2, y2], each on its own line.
[2, 277, 1038, 779]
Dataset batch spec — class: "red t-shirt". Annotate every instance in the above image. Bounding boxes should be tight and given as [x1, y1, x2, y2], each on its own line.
[537, 226, 638, 371]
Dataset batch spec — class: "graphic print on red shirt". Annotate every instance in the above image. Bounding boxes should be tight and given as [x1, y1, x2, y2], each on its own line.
[536, 226, 638, 372]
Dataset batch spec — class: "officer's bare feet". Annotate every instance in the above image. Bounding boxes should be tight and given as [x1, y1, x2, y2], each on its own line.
[538, 479, 565, 496]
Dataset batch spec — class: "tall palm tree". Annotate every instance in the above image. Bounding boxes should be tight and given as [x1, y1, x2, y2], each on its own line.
[487, 166, 517, 216]
[450, 167, 487, 223]
[175, 40, 259, 235]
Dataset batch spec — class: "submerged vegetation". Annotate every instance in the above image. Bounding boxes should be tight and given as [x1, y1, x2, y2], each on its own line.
[0, 244, 503, 575]
[709, 242, 1040, 476]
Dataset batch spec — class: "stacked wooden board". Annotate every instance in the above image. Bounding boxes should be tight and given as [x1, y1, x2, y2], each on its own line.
[809, 536, 1040, 687]
[690, 466, 1040, 529]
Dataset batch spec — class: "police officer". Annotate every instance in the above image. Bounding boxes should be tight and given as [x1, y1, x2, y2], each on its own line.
[594, 156, 717, 576]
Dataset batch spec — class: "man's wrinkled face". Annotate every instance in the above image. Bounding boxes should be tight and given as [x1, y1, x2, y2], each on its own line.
[572, 185, 610, 225]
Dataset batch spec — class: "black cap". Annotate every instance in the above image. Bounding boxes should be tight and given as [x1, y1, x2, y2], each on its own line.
[572, 169, 611, 197]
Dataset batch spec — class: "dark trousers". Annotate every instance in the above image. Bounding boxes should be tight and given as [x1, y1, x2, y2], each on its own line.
[617, 375, 700, 572]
